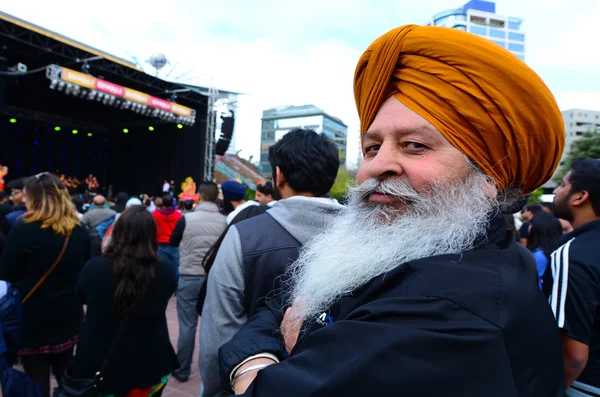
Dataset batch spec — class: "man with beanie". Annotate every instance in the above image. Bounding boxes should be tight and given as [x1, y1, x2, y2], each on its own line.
[199, 128, 342, 397]
[215, 25, 565, 397]
[221, 181, 258, 224]
[153, 195, 182, 278]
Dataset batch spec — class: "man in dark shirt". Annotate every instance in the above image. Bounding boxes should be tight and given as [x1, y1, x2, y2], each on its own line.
[551, 158, 600, 396]
[1, 178, 26, 237]
[518, 204, 543, 245]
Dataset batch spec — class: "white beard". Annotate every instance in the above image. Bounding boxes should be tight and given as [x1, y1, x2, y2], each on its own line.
[287, 169, 500, 322]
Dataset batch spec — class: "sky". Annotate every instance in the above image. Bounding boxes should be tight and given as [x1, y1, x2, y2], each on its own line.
[4, 0, 600, 169]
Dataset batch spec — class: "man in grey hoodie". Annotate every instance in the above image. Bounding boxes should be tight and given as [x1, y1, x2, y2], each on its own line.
[198, 129, 342, 397]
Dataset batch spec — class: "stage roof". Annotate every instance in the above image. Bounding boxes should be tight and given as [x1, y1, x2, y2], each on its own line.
[0, 11, 239, 101]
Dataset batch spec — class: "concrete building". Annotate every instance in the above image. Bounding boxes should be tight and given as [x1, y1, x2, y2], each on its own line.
[426, 0, 525, 61]
[260, 105, 347, 175]
[545, 108, 600, 187]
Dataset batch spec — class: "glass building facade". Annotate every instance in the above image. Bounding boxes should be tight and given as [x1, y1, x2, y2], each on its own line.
[427, 0, 525, 61]
[259, 105, 347, 176]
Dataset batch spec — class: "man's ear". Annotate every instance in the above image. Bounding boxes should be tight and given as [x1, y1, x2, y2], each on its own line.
[275, 166, 287, 190]
[571, 190, 590, 208]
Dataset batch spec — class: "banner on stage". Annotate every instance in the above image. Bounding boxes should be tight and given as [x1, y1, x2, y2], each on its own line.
[54, 66, 195, 124]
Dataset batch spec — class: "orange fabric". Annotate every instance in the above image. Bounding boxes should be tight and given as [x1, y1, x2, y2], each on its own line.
[354, 25, 565, 194]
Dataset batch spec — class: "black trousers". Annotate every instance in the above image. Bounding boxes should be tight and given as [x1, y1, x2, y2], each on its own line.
[21, 347, 74, 397]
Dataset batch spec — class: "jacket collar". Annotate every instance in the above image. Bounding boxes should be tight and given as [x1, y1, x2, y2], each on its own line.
[193, 202, 219, 212]
[560, 219, 600, 244]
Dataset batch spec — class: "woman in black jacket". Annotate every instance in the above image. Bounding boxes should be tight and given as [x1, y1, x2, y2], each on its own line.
[0, 172, 90, 397]
[71, 205, 178, 397]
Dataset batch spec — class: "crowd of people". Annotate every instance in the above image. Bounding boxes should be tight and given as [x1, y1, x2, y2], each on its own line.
[0, 23, 598, 397]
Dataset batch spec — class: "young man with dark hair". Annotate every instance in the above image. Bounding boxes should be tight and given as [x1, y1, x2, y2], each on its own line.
[255, 182, 275, 206]
[199, 128, 342, 397]
[153, 194, 182, 278]
[169, 182, 226, 382]
[519, 203, 544, 245]
[1, 178, 26, 237]
[550, 158, 600, 396]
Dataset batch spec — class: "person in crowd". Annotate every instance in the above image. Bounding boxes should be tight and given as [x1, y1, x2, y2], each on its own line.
[527, 212, 562, 297]
[153, 197, 163, 210]
[178, 200, 194, 215]
[111, 192, 129, 214]
[215, 25, 566, 397]
[0, 280, 42, 397]
[153, 195, 182, 279]
[169, 181, 175, 197]
[70, 205, 178, 397]
[1, 178, 26, 237]
[199, 129, 342, 397]
[542, 202, 574, 234]
[0, 173, 89, 397]
[71, 197, 85, 221]
[88, 177, 100, 195]
[82, 195, 116, 257]
[519, 204, 543, 246]
[163, 180, 170, 195]
[254, 182, 275, 206]
[168, 182, 226, 383]
[0, 192, 12, 228]
[549, 158, 600, 396]
[101, 198, 143, 253]
[221, 181, 258, 224]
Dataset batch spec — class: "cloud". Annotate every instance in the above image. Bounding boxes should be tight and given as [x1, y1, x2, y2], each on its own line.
[3, 0, 599, 169]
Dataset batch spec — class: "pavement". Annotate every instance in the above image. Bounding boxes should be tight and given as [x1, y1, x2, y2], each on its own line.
[164, 296, 203, 397]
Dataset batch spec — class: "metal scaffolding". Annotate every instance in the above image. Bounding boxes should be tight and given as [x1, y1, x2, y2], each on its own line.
[204, 86, 219, 181]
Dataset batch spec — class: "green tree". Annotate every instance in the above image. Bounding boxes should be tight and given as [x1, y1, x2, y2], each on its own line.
[527, 188, 544, 205]
[554, 131, 600, 184]
[329, 167, 354, 201]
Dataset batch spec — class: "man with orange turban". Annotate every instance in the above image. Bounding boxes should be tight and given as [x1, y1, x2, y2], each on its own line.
[210, 25, 566, 397]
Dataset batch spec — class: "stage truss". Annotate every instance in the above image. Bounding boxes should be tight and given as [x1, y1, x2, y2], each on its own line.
[204, 86, 218, 181]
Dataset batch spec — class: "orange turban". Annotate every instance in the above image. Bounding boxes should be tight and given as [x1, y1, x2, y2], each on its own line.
[354, 25, 565, 194]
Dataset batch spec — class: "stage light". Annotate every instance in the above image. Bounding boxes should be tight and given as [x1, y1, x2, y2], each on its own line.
[148, 126, 154, 131]
[72, 130, 78, 135]
[58, 81, 65, 91]
[50, 80, 58, 90]
[9, 118, 16, 124]
[87, 133, 93, 137]
[54, 126, 61, 131]
[123, 128, 129, 133]
[177, 124, 183, 129]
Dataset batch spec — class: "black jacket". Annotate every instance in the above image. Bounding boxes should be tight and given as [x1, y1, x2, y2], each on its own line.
[235, 213, 300, 317]
[218, 216, 565, 397]
[0, 222, 90, 349]
[71, 256, 179, 396]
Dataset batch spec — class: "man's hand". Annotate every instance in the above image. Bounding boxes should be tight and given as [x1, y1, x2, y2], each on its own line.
[232, 358, 276, 395]
[281, 304, 304, 354]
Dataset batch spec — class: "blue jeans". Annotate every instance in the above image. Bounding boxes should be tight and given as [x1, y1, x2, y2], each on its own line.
[174, 275, 206, 379]
[157, 244, 180, 279]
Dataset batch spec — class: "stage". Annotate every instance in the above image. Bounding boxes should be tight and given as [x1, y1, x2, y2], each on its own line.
[0, 11, 235, 196]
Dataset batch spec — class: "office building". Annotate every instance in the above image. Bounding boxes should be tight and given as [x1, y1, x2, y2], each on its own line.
[426, 0, 525, 61]
[544, 108, 600, 187]
[260, 105, 348, 175]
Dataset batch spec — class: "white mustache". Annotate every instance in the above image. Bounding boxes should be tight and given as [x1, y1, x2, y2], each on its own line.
[350, 178, 423, 204]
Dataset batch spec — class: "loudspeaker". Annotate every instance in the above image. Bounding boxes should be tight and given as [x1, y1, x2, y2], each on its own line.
[215, 111, 235, 156]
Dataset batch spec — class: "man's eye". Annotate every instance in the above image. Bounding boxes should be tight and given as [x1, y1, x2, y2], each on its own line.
[404, 142, 427, 150]
[364, 145, 380, 154]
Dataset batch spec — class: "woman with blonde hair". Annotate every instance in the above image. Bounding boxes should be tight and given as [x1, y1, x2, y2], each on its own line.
[0, 172, 90, 397]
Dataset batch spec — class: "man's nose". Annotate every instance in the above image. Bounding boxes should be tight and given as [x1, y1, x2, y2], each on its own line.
[367, 142, 404, 180]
